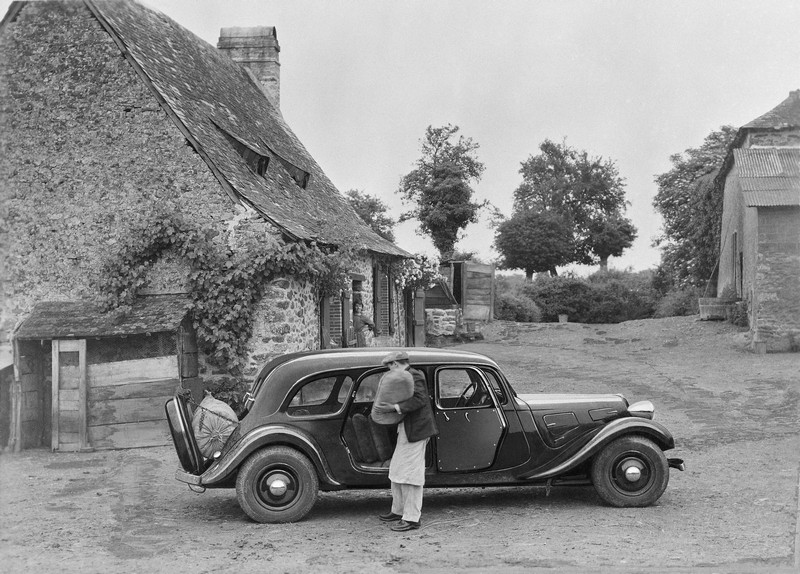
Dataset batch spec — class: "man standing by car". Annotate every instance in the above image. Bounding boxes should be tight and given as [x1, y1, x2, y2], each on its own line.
[373, 351, 439, 532]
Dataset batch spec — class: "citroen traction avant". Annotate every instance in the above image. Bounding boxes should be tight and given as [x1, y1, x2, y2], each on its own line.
[166, 348, 684, 523]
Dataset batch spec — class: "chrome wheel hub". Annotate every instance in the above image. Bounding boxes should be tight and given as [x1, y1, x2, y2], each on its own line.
[611, 454, 652, 495]
[257, 469, 299, 508]
[269, 477, 288, 497]
[623, 465, 642, 482]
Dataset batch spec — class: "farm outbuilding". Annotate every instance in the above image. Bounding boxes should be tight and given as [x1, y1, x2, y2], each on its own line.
[425, 261, 495, 337]
[8, 296, 198, 452]
[440, 261, 495, 326]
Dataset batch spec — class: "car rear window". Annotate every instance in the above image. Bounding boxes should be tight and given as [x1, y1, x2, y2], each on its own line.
[287, 374, 354, 417]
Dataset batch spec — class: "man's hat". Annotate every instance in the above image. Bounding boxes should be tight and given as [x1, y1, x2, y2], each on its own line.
[381, 350, 409, 365]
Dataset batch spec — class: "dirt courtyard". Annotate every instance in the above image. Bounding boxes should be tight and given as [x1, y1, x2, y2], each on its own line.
[1, 316, 799, 573]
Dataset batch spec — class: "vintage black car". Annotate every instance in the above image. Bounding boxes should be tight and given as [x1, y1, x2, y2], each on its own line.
[166, 348, 684, 523]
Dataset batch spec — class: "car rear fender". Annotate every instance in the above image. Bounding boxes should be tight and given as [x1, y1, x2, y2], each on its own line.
[521, 417, 676, 481]
[195, 424, 341, 489]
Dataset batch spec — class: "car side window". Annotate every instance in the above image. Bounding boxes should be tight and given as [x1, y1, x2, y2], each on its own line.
[482, 368, 508, 405]
[436, 367, 492, 409]
[287, 374, 353, 417]
[354, 371, 384, 402]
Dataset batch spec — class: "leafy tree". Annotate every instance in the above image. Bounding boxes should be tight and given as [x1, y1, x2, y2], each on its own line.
[513, 139, 636, 268]
[494, 209, 574, 280]
[652, 126, 738, 288]
[585, 213, 637, 272]
[398, 124, 485, 259]
[345, 189, 396, 242]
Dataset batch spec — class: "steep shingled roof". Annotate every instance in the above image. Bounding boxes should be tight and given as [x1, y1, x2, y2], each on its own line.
[742, 90, 800, 130]
[82, 0, 407, 257]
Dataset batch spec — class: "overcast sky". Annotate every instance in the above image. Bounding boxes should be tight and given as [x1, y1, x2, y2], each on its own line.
[5, 1, 800, 272]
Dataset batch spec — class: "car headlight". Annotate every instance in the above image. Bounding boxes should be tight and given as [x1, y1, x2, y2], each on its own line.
[627, 400, 654, 420]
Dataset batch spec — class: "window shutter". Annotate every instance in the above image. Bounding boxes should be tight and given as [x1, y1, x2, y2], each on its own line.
[329, 296, 342, 347]
[387, 271, 395, 336]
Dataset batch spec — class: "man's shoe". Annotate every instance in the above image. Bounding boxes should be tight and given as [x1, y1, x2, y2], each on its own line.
[378, 512, 402, 522]
[390, 519, 420, 532]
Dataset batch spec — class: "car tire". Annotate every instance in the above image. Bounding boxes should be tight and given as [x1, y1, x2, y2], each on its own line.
[591, 435, 669, 507]
[236, 446, 319, 523]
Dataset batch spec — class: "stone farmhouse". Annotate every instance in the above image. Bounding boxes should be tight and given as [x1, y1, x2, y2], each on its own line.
[717, 90, 800, 352]
[0, 0, 413, 451]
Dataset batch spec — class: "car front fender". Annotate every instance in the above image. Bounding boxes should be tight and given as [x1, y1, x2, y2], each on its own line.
[521, 417, 676, 481]
[196, 424, 342, 489]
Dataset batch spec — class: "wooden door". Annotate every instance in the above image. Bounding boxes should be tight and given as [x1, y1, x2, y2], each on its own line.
[51, 339, 87, 452]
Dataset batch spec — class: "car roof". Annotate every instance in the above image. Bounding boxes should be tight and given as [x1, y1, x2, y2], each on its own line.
[251, 347, 501, 396]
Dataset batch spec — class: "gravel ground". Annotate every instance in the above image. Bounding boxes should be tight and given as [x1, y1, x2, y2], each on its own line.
[1, 316, 798, 573]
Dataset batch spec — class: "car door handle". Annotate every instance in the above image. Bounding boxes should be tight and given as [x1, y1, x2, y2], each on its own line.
[443, 412, 449, 422]
[465, 412, 470, 423]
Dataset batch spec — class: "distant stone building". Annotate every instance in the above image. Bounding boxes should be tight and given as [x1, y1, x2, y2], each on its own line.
[717, 90, 800, 352]
[0, 0, 411, 450]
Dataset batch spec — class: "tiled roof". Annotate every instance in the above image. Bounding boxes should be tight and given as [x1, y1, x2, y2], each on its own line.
[742, 90, 800, 130]
[734, 148, 800, 206]
[86, 0, 407, 258]
[14, 296, 191, 340]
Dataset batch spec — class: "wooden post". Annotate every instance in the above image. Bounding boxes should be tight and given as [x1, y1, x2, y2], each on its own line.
[413, 288, 426, 347]
[10, 338, 21, 452]
[51, 341, 60, 451]
[51, 339, 88, 451]
[77, 339, 87, 451]
[342, 289, 353, 347]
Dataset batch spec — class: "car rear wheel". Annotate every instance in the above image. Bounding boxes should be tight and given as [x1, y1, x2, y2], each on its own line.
[591, 435, 669, 507]
[236, 446, 319, 523]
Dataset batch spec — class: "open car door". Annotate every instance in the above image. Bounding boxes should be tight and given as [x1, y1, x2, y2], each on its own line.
[433, 366, 506, 472]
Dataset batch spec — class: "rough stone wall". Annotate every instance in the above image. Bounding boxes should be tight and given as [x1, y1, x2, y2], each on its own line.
[391, 282, 407, 345]
[748, 129, 800, 148]
[743, 207, 758, 322]
[753, 207, 800, 351]
[0, 1, 236, 345]
[244, 276, 319, 377]
[426, 308, 460, 337]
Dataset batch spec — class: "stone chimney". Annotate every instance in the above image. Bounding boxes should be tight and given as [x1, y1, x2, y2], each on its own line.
[217, 27, 281, 108]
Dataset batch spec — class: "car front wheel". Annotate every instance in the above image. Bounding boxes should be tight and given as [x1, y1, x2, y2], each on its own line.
[236, 446, 319, 523]
[591, 435, 669, 507]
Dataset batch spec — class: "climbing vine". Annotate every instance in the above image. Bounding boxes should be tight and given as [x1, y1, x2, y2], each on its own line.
[99, 208, 353, 373]
[391, 253, 442, 291]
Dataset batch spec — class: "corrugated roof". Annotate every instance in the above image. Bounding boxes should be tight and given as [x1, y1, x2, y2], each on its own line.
[743, 190, 800, 207]
[734, 148, 800, 177]
[85, 0, 408, 258]
[733, 149, 800, 204]
[14, 295, 191, 340]
[742, 90, 800, 130]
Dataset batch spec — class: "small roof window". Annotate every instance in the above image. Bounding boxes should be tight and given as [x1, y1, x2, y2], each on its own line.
[221, 131, 270, 177]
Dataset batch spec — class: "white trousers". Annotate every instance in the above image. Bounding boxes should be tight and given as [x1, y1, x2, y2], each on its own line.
[390, 481, 423, 522]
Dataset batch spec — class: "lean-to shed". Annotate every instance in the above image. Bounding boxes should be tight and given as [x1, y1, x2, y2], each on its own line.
[11, 296, 196, 451]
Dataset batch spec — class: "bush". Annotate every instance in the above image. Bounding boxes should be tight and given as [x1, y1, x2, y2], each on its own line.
[514, 271, 659, 323]
[521, 275, 593, 322]
[653, 289, 700, 318]
[494, 290, 542, 322]
[585, 270, 658, 323]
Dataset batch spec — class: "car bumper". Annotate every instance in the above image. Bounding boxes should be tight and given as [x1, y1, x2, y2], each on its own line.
[176, 468, 203, 486]
[668, 458, 685, 471]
